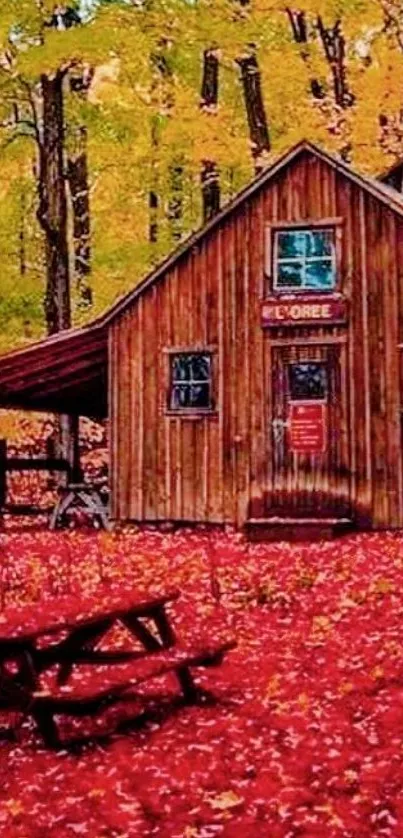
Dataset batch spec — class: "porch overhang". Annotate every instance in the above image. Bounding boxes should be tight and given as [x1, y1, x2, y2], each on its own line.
[0, 323, 108, 418]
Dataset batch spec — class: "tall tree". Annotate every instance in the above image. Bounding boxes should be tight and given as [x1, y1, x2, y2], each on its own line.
[234, 0, 270, 173]
[47, 5, 93, 309]
[148, 50, 163, 249]
[316, 16, 354, 109]
[285, 8, 325, 100]
[39, 70, 71, 335]
[67, 68, 93, 308]
[200, 47, 220, 221]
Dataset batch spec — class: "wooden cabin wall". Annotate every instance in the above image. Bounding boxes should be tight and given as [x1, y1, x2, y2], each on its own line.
[109, 150, 403, 528]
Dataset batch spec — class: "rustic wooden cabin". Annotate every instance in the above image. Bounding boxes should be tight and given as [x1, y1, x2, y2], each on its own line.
[1, 139, 403, 537]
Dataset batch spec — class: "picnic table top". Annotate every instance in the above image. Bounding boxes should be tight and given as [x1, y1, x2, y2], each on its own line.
[0, 585, 179, 644]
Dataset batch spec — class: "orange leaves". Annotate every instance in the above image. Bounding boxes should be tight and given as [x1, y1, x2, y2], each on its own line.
[4, 798, 24, 817]
[265, 673, 282, 700]
[205, 789, 244, 811]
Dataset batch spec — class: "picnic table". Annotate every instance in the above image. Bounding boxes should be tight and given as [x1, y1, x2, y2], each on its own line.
[0, 586, 235, 747]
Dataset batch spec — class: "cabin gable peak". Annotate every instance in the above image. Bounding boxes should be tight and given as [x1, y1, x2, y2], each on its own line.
[99, 140, 403, 327]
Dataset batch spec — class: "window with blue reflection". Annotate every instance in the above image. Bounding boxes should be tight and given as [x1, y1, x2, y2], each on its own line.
[169, 353, 213, 410]
[274, 228, 336, 291]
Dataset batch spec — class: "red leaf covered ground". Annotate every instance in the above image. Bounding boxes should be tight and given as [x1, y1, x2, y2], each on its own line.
[1, 526, 403, 837]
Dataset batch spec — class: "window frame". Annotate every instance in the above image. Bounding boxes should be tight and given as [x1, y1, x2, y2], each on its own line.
[265, 218, 343, 296]
[164, 347, 218, 418]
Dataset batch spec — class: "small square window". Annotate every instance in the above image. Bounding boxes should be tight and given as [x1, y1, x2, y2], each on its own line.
[274, 228, 336, 292]
[289, 362, 328, 401]
[169, 353, 213, 411]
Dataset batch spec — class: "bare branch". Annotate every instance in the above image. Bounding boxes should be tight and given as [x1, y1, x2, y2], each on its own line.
[19, 79, 43, 149]
[380, 0, 403, 52]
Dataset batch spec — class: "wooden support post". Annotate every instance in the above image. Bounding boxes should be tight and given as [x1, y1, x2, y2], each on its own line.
[71, 415, 82, 482]
[56, 414, 77, 486]
[0, 439, 7, 519]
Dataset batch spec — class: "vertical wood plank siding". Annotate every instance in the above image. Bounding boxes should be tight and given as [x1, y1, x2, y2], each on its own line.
[109, 150, 403, 528]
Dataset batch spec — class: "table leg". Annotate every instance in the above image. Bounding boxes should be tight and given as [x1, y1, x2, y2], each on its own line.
[122, 614, 163, 651]
[31, 707, 59, 748]
[152, 606, 177, 647]
[51, 618, 113, 685]
[19, 648, 39, 691]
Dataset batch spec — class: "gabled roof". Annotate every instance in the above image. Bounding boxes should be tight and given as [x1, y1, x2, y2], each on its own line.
[0, 139, 402, 417]
[96, 139, 403, 326]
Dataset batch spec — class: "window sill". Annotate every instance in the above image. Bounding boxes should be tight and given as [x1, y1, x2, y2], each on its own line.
[165, 409, 218, 420]
[265, 289, 343, 298]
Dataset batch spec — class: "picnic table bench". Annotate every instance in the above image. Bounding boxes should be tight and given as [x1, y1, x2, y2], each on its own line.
[0, 587, 235, 747]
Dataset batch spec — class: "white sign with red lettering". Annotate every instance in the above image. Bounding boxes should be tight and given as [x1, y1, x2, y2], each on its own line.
[288, 403, 327, 454]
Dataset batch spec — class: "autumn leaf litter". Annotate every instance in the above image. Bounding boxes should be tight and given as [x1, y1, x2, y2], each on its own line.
[0, 527, 403, 836]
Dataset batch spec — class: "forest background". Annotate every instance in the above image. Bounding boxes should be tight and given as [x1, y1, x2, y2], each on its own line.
[0, 0, 402, 488]
[1, 0, 403, 350]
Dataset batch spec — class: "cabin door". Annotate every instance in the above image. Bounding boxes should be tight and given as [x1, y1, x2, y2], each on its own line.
[269, 343, 351, 518]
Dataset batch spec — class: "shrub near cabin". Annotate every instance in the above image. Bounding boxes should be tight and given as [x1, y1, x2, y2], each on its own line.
[261, 296, 346, 327]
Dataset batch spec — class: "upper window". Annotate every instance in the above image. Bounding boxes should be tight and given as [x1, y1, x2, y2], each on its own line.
[274, 228, 336, 291]
[169, 352, 213, 411]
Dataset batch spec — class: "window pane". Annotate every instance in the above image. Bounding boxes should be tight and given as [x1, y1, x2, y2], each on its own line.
[171, 384, 191, 409]
[189, 383, 211, 408]
[289, 363, 328, 401]
[276, 261, 304, 287]
[306, 230, 333, 258]
[190, 355, 210, 381]
[277, 231, 306, 259]
[305, 260, 335, 289]
[172, 355, 192, 382]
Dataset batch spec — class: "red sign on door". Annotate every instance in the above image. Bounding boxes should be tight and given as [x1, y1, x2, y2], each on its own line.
[288, 403, 326, 453]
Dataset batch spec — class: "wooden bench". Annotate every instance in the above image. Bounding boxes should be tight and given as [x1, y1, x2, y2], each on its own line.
[0, 588, 235, 747]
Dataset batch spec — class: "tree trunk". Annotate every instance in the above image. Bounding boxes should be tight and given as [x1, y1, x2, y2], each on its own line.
[18, 188, 27, 278]
[168, 159, 184, 242]
[236, 48, 270, 173]
[200, 48, 220, 222]
[285, 8, 325, 100]
[149, 112, 159, 247]
[38, 71, 71, 335]
[316, 17, 354, 109]
[67, 127, 92, 308]
[149, 50, 162, 249]
[38, 71, 75, 475]
[67, 70, 93, 309]
[150, 44, 185, 247]
[233, 0, 270, 174]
